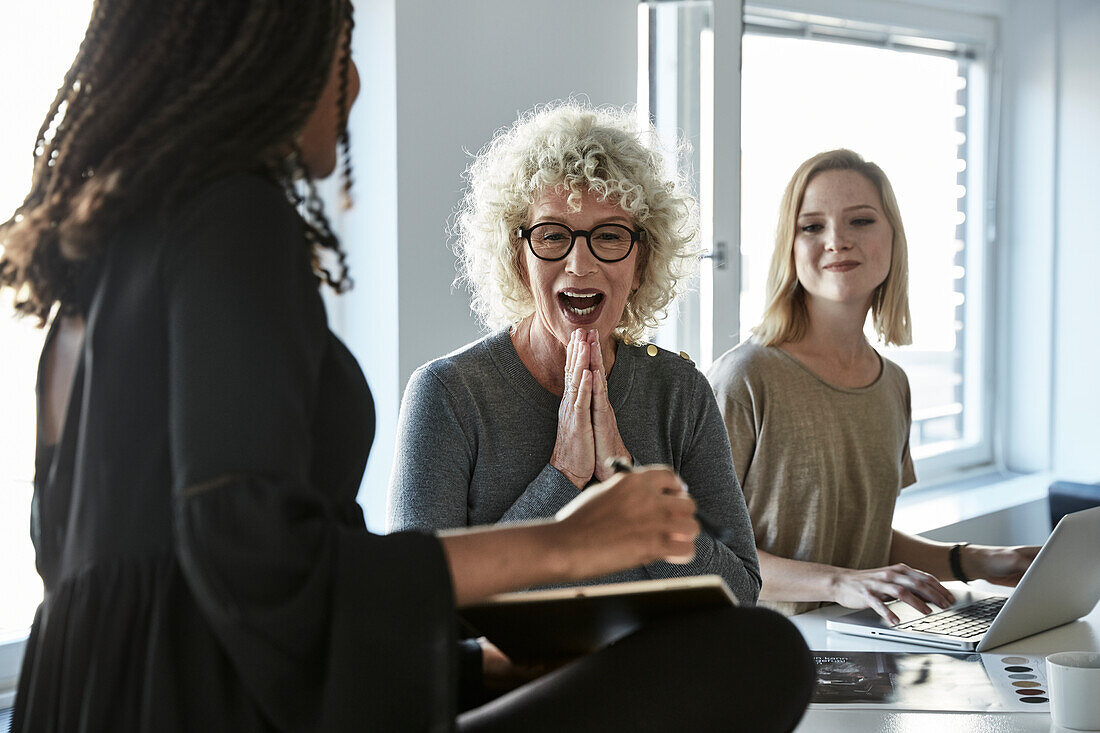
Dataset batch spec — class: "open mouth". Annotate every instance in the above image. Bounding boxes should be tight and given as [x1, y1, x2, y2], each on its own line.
[558, 290, 605, 317]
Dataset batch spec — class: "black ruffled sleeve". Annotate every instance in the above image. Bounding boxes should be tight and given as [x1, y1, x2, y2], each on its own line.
[165, 176, 457, 731]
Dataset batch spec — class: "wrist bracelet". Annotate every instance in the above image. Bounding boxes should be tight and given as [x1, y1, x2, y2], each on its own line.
[949, 542, 971, 584]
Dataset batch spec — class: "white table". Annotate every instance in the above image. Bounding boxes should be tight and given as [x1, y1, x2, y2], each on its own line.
[790, 581, 1100, 733]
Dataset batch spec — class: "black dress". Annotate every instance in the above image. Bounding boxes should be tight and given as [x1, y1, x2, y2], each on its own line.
[14, 175, 457, 731]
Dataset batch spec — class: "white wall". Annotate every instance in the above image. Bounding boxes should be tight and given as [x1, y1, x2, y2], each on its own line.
[1000, 0, 1100, 483]
[339, 0, 399, 533]
[345, 0, 639, 530]
[1051, 0, 1100, 480]
[999, 0, 1057, 473]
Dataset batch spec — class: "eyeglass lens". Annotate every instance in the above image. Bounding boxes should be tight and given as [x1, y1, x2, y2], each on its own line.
[528, 223, 634, 261]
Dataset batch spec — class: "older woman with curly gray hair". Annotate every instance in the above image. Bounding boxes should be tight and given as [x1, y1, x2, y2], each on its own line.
[387, 102, 761, 606]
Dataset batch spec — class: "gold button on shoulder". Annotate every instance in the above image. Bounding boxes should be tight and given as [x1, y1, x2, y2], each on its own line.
[646, 344, 658, 357]
[679, 351, 691, 360]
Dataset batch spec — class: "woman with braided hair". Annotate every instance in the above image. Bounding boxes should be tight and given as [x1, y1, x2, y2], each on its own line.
[1, 2, 812, 732]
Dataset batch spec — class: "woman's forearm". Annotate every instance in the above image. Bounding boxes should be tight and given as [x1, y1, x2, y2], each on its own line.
[439, 521, 572, 606]
[756, 548, 843, 603]
[889, 528, 1039, 587]
[440, 466, 700, 607]
[889, 529, 956, 581]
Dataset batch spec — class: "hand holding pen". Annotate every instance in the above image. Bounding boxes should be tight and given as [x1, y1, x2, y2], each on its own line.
[608, 458, 736, 546]
[555, 464, 699, 568]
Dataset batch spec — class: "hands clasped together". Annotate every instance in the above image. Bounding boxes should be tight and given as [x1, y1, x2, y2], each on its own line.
[550, 328, 631, 489]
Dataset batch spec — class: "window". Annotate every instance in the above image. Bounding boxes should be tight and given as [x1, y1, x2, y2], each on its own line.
[642, 0, 997, 481]
[0, 1, 94, 653]
[639, 0, 713, 360]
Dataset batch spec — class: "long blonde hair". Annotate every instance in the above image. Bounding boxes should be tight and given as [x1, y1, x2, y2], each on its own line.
[754, 149, 912, 346]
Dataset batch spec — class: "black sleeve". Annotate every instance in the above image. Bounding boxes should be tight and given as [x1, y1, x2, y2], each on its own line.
[165, 176, 457, 731]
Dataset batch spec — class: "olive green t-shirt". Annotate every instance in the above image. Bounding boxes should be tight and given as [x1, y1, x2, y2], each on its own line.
[707, 339, 916, 616]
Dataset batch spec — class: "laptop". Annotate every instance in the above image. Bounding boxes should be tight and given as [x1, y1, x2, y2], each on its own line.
[460, 574, 736, 664]
[826, 505, 1100, 651]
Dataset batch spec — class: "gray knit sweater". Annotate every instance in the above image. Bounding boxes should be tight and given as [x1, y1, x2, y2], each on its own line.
[386, 329, 761, 604]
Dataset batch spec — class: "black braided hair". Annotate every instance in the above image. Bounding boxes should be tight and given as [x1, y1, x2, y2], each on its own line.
[335, 0, 356, 211]
[0, 0, 355, 324]
[276, 145, 353, 294]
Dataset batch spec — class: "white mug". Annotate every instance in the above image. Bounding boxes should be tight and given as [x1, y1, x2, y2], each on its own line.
[1047, 651, 1100, 730]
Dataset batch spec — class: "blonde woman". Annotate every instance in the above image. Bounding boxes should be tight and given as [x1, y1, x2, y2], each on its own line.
[708, 149, 1037, 622]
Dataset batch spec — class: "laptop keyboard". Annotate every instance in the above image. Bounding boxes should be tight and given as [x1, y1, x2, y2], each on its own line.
[893, 595, 1008, 638]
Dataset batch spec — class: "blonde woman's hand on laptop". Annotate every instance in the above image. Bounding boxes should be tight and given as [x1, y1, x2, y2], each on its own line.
[828, 564, 956, 626]
[959, 544, 1041, 587]
[755, 546, 956, 625]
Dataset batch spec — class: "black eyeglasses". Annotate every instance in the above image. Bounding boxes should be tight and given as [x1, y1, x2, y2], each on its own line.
[515, 222, 646, 263]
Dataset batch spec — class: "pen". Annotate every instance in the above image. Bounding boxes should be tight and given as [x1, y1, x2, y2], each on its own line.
[608, 458, 736, 545]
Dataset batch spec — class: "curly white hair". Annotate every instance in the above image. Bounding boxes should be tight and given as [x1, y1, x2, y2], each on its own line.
[452, 101, 700, 344]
